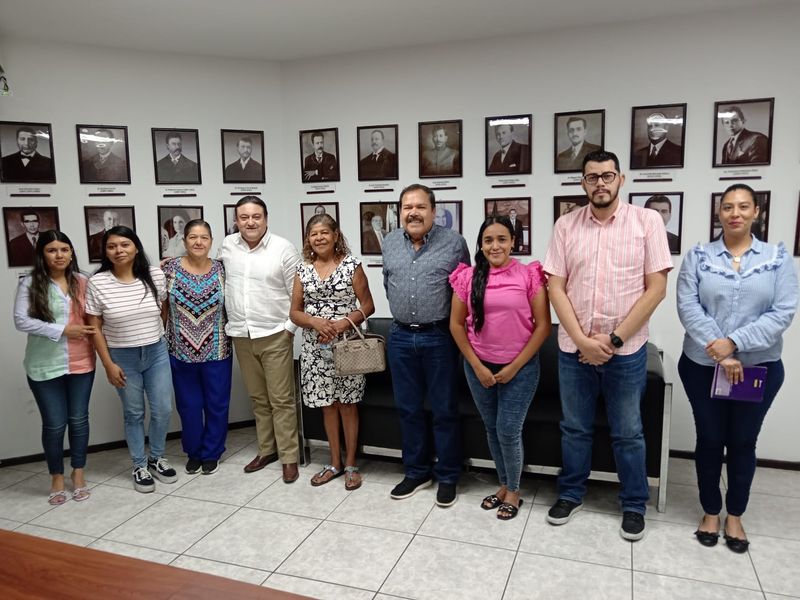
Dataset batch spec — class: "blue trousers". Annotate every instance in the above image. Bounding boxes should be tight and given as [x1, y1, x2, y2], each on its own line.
[170, 355, 233, 461]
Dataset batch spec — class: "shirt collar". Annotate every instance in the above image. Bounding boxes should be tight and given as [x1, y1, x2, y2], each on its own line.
[403, 223, 438, 246]
[584, 197, 625, 224]
[235, 229, 271, 251]
[712, 233, 763, 257]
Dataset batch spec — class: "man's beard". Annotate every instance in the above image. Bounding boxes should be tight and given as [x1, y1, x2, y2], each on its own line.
[589, 190, 617, 209]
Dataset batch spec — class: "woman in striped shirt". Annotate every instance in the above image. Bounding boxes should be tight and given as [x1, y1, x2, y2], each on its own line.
[14, 231, 97, 505]
[86, 226, 178, 494]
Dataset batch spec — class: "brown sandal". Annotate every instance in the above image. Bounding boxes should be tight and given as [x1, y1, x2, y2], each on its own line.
[344, 466, 362, 491]
[310, 465, 343, 487]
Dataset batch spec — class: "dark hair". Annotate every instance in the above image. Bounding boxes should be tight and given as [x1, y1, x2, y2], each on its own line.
[371, 129, 385, 140]
[234, 195, 268, 218]
[310, 131, 325, 143]
[164, 130, 182, 144]
[582, 149, 620, 173]
[96, 226, 159, 308]
[237, 136, 252, 145]
[21, 211, 39, 222]
[16, 126, 36, 138]
[566, 116, 587, 129]
[399, 183, 436, 211]
[28, 231, 83, 323]
[727, 106, 745, 121]
[470, 216, 515, 333]
[644, 195, 671, 210]
[94, 128, 114, 139]
[721, 182, 757, 206]
[183, 219, 212, 238]
[302, 214, 350, 262]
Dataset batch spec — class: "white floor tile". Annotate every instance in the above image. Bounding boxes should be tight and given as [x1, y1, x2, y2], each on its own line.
[14, 523, 95, 547]
[737, 492, 800, 540]
[0, 467, 36, 490]
[266, 573, 374, 600]
[749, 534, 800, 597]
[170, 555, 269, 586]
[89, 539, 178, 564]
[0, 517, 21, 530]
[171, 461, 281, 506]
[0, 473, 69, 522]
[633, 571, 765, 600]
[328, 481, 434, 533]
[750, 467, 800, 499]
[246, 471, 351, 519]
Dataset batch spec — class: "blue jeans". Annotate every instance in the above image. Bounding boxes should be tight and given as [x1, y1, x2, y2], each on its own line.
[109, 339, 173, 469]
[387, 323, 461, 484]
[464, 356, 539, 492]
[27, 371, 95, 474]
[678, 354, 783, 516]
[558, 345, 649, 514]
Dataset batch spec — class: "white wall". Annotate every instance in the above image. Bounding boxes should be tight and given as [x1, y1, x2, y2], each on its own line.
[1, 1, 799, 462]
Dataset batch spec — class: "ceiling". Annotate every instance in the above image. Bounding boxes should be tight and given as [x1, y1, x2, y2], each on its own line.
[0, 0, 776, 62]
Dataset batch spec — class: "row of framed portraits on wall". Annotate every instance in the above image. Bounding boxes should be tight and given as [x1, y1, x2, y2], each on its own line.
[0, 97, 775, 186]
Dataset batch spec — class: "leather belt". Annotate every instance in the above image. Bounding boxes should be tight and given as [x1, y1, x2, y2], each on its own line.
[394, 319, 448, 332]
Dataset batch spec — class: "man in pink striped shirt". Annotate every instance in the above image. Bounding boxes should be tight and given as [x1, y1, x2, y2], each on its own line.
[543, 150, 672, 541]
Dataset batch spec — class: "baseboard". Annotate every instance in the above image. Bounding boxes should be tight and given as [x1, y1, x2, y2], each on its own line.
[669, 449, 800, 472]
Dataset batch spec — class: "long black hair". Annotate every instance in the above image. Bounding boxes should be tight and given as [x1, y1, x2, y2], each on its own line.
[470, 216, 515, 333]
[28, 230, 83, 322]
[96, 226, 160, 307]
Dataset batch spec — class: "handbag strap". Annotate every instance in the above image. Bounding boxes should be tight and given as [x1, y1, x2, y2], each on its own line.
[341, 316, 366, 341]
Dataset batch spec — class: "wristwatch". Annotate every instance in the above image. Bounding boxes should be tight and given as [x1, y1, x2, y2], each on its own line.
[609, 332, 624, 349]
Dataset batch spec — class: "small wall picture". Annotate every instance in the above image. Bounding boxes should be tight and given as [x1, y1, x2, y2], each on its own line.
[554, 110, 604, 173]
[629, 104, 686, 170]
[76, 125, 131, 184]
[434, 200, 463, 234]
[221, 129, 265, 184]
[713, 98, 774, 167]
[794, 195, 800, 257]
[151, 128, 201, 185]
[300, 202, 341, 239]
[158, 205, 204, 259]
[553, 195, 589, 223]
[359, 201, 400, 255]
[3, 206, 60, 267]
[0, 121, 56, 184]
[484, 197, 531, 255]
[223, 204, 238, 236]
[300, 128, 340, 183]
[84, 206, 136, 263]
[630, 192, 683, 255]
[485, 114, 532, 176]
[418, 120, 462, 178]
[710, 191, 770, 242]
[357, 125, 398, 181]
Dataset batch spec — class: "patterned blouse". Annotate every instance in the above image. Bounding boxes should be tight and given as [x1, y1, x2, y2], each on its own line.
[163, 258, 231, 363]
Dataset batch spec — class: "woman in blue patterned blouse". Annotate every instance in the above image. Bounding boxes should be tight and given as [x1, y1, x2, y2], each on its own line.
[163, 219, 232, 475]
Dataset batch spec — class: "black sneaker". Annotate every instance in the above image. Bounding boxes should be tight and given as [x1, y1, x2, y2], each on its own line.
[132, 466, 155, 493]
[620, 511, 646, 541]
[546, 499, 583, 525]
[390, 476, 433, 499]
[185, 458, 202, 474]
[201, 460, 219, 475]
[436, 483, 457, 507]
[148, 457, 178, 484]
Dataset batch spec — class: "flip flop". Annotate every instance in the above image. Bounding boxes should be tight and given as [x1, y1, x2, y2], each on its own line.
[344, 466, 362, 491]
[310, 464, 343, 487]
[48, 490, 68, 506]
[72, 487, 91, 502]
[497, 499, 523, 521]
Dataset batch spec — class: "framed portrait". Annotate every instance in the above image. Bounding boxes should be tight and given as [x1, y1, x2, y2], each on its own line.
[629, 104, 686, 170]
[434, 200, 463, 234]
[76, 125, 131, 184]
[158, 205, 204, 259]
[357, 124, 398, 181]
[300, 202, 341, 239]
[554, 109, 604, 174]
[418, 120, 462, 178]
[630, 192, 683, 255]
[223, 204, 238, 236]
[221, 129, 265, 184]
[359, 201, 400, 256]
[484, 197, 531, 255]
[151, 128, 201, 185]
[3, 206, 60, 267]
[795, 195, 800, 257]
[299, 128, 340, 183]
[710, 191, 770, 242]
[553, 195, 589, 223]
[0, 121, 57, 184]
[84, 205, 136, 263]
[713, 98, 774, 167]
[485, 114, 532, 176]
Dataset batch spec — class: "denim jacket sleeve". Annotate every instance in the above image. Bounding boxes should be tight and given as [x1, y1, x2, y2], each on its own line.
[676, 246, 725, 346]
[13, 277, 66, 342]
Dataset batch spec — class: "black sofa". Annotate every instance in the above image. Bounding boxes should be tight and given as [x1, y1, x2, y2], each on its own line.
[300, 318, 672, 511]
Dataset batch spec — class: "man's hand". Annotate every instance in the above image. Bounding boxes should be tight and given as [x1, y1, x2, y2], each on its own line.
[303, 169, 318, 181]
[577, 336, 614, 365]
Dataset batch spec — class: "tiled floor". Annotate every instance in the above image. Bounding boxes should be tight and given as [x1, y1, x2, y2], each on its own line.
[1, 429, 799, 600]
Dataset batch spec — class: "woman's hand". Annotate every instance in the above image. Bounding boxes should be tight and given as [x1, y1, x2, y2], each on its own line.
[331, 318, 354, 337]
[494, 363, 521, 384]
[719, 357, 744, 385]
[706, 338, 736, 362]
[62, 324, 98, 339]
[313, 317, 339, 343]
[474, 363, 497, 388]
[104, 362, 126, 388]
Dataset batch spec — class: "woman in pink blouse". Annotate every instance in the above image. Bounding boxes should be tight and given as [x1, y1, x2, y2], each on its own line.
[449, 216, 550, 520]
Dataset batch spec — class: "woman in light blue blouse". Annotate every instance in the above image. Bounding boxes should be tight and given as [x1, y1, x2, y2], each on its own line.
[677, 183, 798, 553]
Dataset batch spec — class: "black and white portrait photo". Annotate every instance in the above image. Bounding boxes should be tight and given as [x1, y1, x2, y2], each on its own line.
[484, 197, 531, 255]
[794, 196, 800, 257]
[357, 125, 398, 181]
[434, 200, 463, 234]
[0, 121, 57, 184]
[223, 204, 238, 236]
[553, 195, 589, 223]
[84, 205, 136, 262]
[713, 98, 774, 167]
[221, 129, 265, 184]
[151, 128, 201, 185]
[158, 205, 204, 259]
[630, 192, 683, 255]
[554, 110, 604, 173]
[629, 104, 686, 170]
[76, 125, 131, 184]
[359, 202, 399, 255]
[419, 120, 462, 178]
[300, 202, 341, 239]
[3, 206, 59, 267]
[710, 191, 770, 242]
[299, 128, 340, 183]
[485, 114, 532, 176]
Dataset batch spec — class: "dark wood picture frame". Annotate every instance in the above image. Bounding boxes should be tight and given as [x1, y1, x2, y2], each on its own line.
[223, 203, 238, 236]
[485, 114, 532, 176]
[300, 202, 341, 240]
[554, 109, 605, 174]
[76, 124, 131, 184]
[630, 192, 683, 255]
[299, 128, 340, 183]
[710, 191, 770, 242]
[3, 206, 60, 267]
[84, 205, 136, 263]
[795, 195, 800, 257]
[220, 129, 265, 184]
[629, 104, 687, 170]
[359, 201, 400, 256]
[484, 197, 532, 255]
[553, 195, 589, 223]
[418, 119, 462, 179]
[0, 121, 57, 184]
[434, 200, 463, 234]
[157, 205, 204, 259]
[357, 124, 399, 181]
[713, 98, 774, 168]
[151, 128, 202, 186]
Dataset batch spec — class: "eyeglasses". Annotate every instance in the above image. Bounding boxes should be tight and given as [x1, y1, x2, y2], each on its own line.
[582, 172, 618, 185]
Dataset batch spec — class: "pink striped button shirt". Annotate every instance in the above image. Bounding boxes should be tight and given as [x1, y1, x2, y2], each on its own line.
[543, 200, 672, 355]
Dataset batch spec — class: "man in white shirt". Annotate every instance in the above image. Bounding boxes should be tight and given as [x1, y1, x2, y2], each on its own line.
[218, 196, 302, 482]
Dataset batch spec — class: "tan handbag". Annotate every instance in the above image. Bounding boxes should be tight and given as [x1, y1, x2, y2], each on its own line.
[332, 314, 386, 376]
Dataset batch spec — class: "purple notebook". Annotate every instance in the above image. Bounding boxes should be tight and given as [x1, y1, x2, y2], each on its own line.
[711, 365, 767, 402]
